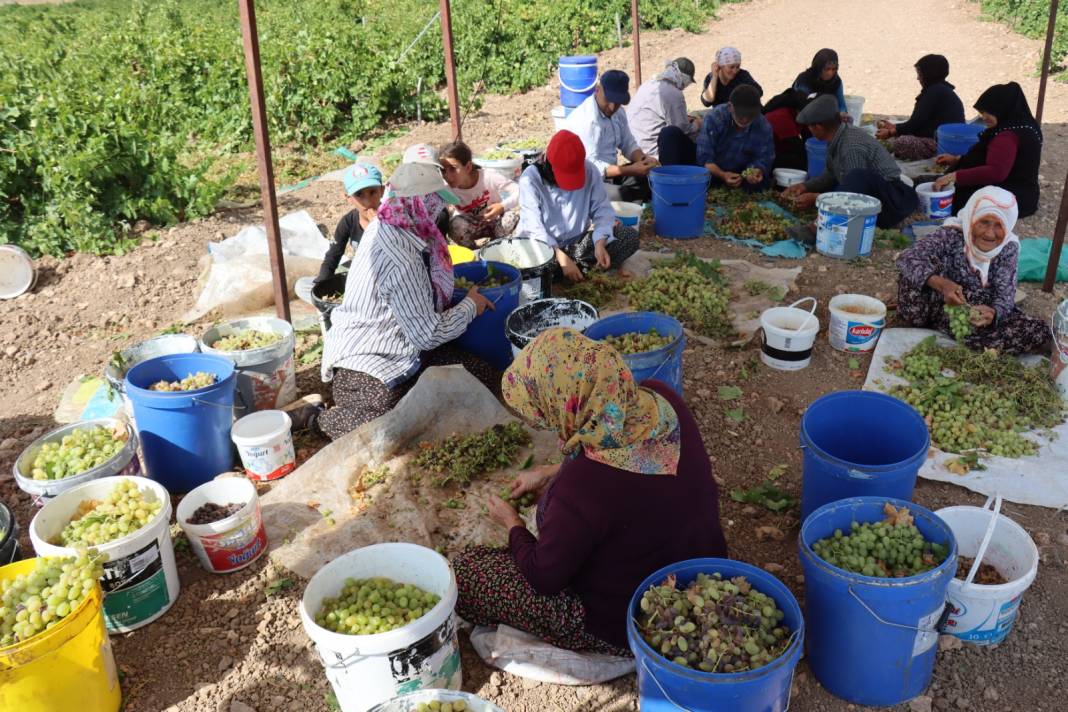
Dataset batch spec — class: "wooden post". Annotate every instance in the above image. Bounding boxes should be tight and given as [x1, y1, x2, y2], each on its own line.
[1043, 172, 1068, 293]
[237, 0, 290, 322]
[630, 0, 641, 86]
[440, 0, 462, 140]
[1036, 0, 1059, 124]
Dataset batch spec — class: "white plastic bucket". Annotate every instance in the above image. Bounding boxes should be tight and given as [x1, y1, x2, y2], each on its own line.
[104, 334, 201, 422]
[29, 475, 180, 633]
[828, 294, 887, 352]
[476, 237, 556, 305]
[915, 181, 954, 219]
[935, 501, 1038, 645]
[611, 201, 643, 226]
[200, 316, 297, 412]
[773, 168, 806, 188]
[844, 95, 865, 125]
[231, 409, 295, 481]
[475, 155, 523, 182]
[175, 477, 267, 574]
[300, 543, 462, 712]
[760, 297, 819, 371]
[1052, 299, 1068, 405]
[816, 192, 881, 259]
[0, 244, 36, 299]
[505, 297, 598, 357]
[552, 106, 567, 131]
[368, 690, 505, 712]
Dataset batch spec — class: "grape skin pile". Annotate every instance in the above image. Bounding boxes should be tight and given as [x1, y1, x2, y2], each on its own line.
[1, 553, 103, 646]
[211, 329, 282, 352]
[27, 424, 128, 481]
[602, 328, 673, 355]
[637, 573, 792, 673]
[414, 422, 531, 487]
[812, 520, 948, 578]
[150, 371, 216, 392]
[58, 479, 162, 547]
[314, 577, 440, 635]
[623, 255, 732, 337]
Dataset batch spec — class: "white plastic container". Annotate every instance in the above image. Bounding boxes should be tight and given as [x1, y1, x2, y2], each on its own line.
[368, 690, 505, 712]
[29, 475, 180, 633]
[301, 543, 462, 712]
[200, 316, 297, 412]
[844, 95, 865, 125]
[551, 105, 567, 132]
[610, 201, 643, 226]
[760, 298, 819, 371]
[828, 294, 887, 352]
[773, 168, 806, 188]
[816, 192, 881, 259]
[231, 409, 296, 481]
[176, 477, 267, 574]
[936, 502, 1038, 645]
[0, 244, 36, 299]
[1054, 299, 1068, 405]
[915, 181, 955, 219]
[475, 155, 523, 181]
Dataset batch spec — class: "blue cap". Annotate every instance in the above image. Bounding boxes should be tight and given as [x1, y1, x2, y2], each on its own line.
[600, 69, 631, 105]
[343, 163, 383, 196]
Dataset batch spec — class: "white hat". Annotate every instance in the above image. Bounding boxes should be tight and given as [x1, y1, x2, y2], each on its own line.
[402, 143, 441, 167]
[389, 162, 460, 204]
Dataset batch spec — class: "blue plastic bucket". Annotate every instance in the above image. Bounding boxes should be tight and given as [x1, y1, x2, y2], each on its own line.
[805, 138, 828, 178]
[558, 55, 598, 109]
[936, 122, 983, 156]
[124, 354, 236, 493]
[648, 166, 710, 239]
[800, 390, 928, 520]
[627, 558, 804, 712]
[451, 261, 522, 371]
[799, 497, 958, 706]
[584, 311, 685, 394]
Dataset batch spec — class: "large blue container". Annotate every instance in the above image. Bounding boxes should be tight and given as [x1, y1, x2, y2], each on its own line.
[584, 311, 685, 394]
[936, 122, 984, 157]
[558, 55, 598, 109]
[799, 497, 957, 706]
[648, 166, 710, 239]
[627, 558, 804, 712]
[124, 353, 236, 493]
[451, 261, 522, 371]
[805, 138, 828, 178]
[800, 390, 928, 520]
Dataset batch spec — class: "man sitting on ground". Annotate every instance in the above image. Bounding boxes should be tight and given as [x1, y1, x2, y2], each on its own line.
[682, 85, 773, 191]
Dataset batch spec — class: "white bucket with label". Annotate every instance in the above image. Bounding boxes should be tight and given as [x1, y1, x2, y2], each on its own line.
[29, 475, 179, 633]
[200, 316, 297, 412]
[828, 294, 887, 352]
[816, 192, 881, 259]
[915, 181, 954, 220]
[231, 409, 296, 481]
[1052, 299, 1068, 406]
[300, 543, 461, 712]
[176, 477, 267, 574]
[760, 297, 819, 371]
[773, 168, 806, 188]
[935, 498, 1038, 645]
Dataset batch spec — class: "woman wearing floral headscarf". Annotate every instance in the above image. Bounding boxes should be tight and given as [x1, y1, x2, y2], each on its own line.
[896, 186, 1050, 354]
[876, 55, 964, 160]
[700, 46, 762, 108]
[453, 328, 727, 654]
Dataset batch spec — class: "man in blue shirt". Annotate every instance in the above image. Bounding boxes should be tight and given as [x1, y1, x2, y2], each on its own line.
[695, 85, 774, 191]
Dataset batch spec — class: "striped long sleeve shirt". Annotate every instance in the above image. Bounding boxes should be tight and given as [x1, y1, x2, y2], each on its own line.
[321, 220, 476, 385]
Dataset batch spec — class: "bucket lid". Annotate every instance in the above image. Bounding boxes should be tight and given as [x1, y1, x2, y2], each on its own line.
[0, 245, 36, 299]
[817, 191, 881, 214]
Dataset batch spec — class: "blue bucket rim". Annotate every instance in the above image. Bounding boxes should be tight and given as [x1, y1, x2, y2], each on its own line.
[649, 165, 711, 183]
[124, 353, 236, 397]
[584, 311, 684, 358]
[799, 496, 958, 587]
[800, 390, 929, 473]
[936, 122, 984, 134]
[451, 260, 523, 298]
[627, 557, 804, 683]
[558, 54, 597, 64]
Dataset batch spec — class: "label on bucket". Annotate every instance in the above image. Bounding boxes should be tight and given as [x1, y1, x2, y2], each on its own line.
[239, 431, 296, 481]
[930, 195, 953, 219]
[389, 617, 462, 694]
[911, 606, 943, 657]
[101, 539, 170, 629]
[196, 510, 267, 572]
[943, 592, 1023, 644]
[243, 355, 297, 410]
[844, 318, 885, 346]
[520, 277, 541, 305]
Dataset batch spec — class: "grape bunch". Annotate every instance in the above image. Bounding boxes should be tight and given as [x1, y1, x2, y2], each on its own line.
[624, 255, 731, 337]
[812, 520, 949, 578]
[718, 202, 792, 244]
[150, 371, 216, 392]
[480, 148, 514, 160]
[946, 304, 972, 342]
[1, 553, 103, 646]
[499, 486, 536, 509]
[322, 291, 344, 304]
[454, 276, 478, 290]
[455, 268, 511, 291]
[27, 424, 128, 481]
[211, 329, 282, 352]
[602, 328, 673, 355]
[560, 270, 624, 308]
[636, 572, 792, 673]
[314, 577, 440, 635]
[58, 479, 162, 547]
[415, 701, 468, 712]
[414, 422, 531, 487]
[740, 167, 760, 180]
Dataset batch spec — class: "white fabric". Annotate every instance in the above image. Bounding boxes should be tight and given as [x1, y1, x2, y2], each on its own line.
[469, 625, 635, 685]
[515, 162, 615, 247]
[655, 62, 693, 90]
[943, 186, 1020, 286]
[451, 168, 519, 213]
[626, 76, 697, 158]
[716, 47, 742, 66]
[563, 94, 642, 177]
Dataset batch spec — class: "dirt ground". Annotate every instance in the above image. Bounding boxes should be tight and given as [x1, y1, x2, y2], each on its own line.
[3, 1, 1068, 711]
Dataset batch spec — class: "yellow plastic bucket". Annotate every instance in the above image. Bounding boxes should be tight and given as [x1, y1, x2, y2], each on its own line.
[448, 244, 476, 264]
[0, 558, 121, 712]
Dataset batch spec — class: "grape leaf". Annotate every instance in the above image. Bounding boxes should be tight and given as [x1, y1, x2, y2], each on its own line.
[718, 385, 743, 401]
[725, 408, 745, 422]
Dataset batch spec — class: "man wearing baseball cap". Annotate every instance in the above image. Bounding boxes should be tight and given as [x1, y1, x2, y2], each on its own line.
[627, 58, 703, 165]
[516, 130, 639, 283]
[564, 69, 657, 203]
[783, 94, 918, 232]
[691, 85, 774, 190]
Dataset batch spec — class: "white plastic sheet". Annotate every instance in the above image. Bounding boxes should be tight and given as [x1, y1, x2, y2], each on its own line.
[469, 625, 634, 685]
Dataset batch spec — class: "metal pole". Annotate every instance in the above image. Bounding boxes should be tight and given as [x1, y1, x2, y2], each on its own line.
[237, 0, 290, 322]
[439, 0, 462, 140]
[1042, 171, 1068, 293]
[1036, 0, 1059, 124]
[630, 0, 641, 86]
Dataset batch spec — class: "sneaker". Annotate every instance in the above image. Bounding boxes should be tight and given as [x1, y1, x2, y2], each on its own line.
[283, 394, 325, 431]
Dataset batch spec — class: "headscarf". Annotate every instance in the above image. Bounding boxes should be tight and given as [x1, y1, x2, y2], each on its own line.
[974, 81, 1043, 145]
[502, 328, 682, 476]
[376, 190, 453, 311]
[943, 186, 1020, 287]
[715, 47, 742, 67]
[656, 60, 693, 90]
[796, 48, 842, 97]
[914, 54, 950, 89]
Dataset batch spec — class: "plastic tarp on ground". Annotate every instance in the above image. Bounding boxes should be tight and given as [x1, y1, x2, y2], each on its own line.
[863, 328, 1068, 509]
[703, 200, 807, 259]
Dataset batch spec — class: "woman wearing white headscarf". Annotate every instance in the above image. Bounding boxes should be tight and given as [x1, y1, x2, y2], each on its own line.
[700, 47, 762, 108]
[895, 186, 1050, 354]
[626, 57, 699, 163]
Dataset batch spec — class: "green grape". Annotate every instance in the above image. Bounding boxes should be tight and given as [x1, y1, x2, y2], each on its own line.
[812, 518, 948, 578]
[0, 554, 103, 646]
[26, 424, 128, 481]
[499, 486, 537, 509]
[602, 329, 674, 355]
[414, 422, 531, 487]
[623, 255, 731, 337]
[58, 479, 162, 547]
[211, 329, 282, 352]
[149, 371, 216, 392]
[946, 304, 972, 342]
[314, 577, 441, 635]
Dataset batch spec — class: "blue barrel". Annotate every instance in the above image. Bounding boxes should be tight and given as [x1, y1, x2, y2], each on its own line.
[451, 261, 522, 371]
[648, 166, 710, 239]
[800, 391, 928, 520]
[805, 138, 828, 178]
[584, 311, 685, 394]
[558, 55, 598, 109]
[627, 558, 804, 712]
[124, 354, 236, 493]
[936, 122, 984, 156]
[799, 497, 957, 706]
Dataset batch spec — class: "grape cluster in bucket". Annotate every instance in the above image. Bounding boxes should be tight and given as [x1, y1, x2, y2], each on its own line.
[150, 371, 216, 392]
[602, 328, 673, 355]
[1, 553, 103, 646]
[27, 424, 127, 481]
[57, 479, 162, 547]
[315, 577, 440, 635]
[810, 503, 949, 578]
[211, 329, 282, 352]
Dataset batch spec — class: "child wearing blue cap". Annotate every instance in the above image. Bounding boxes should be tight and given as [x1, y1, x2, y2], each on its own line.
[315, 163, 385, 283]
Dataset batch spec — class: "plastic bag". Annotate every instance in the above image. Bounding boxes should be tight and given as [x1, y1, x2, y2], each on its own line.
[468, 625, 634, 685]
[1017, 238, 1068, 283]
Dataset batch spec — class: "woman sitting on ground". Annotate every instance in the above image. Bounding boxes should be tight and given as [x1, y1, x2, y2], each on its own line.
[699, 46, 762, 108]
[517, 130, 639, 283]
[627, 57, 702, 164]
[875, 54, 964, 161]
[933, 82, 1042, 218]
[438, 140, 520, 249]
[763, 48, 847, 169]
[896, 186, 1049, 355]
[453, 328, 728, 654]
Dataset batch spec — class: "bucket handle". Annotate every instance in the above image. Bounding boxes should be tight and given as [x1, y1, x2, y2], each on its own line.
[559, 75, 599, 94]
[964, 494, 1003, 586]
[848, 586, 953, 634]
[638, 657, 692, 711]
[787, 297, 818, 333]
[192, 396, 246, 411]
[318, 646, 367, 670]
[647, 335, 686, 384]
[650, 182, 709, 209]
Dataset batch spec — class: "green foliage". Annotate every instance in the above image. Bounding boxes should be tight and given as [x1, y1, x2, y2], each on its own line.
[979, 1, 1068, 75]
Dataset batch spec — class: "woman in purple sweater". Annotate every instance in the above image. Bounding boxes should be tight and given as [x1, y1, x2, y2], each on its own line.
[453, 328, 727, 654]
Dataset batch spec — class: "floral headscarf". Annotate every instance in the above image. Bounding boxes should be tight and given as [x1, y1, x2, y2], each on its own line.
[502, 328, 681, 475]
[376, 190, 453, 311]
